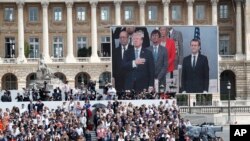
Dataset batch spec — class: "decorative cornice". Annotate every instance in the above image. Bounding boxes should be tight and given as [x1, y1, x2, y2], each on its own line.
[89, 0, 98, 7]
[114, 0, 122, 6]
[41, 0, 49, 8]
[66, 0, 74, 8]
[186, 0, 194, 6]
[138, 0, 146, 7]
[162, 0, 171, 6]
[16, 0, 25, 8]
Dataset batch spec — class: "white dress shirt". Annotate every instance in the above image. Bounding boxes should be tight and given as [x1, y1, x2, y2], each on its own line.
[132, 47, 142, 68]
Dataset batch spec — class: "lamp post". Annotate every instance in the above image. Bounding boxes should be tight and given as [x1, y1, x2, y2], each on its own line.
[227, 81, 231, 124]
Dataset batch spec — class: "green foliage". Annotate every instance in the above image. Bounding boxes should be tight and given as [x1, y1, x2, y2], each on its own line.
[77, 46, 92, 57]
[24, 41, 30, 58]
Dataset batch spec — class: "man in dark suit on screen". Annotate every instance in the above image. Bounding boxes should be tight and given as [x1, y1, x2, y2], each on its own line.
[147, 29, 168, 88]
[181, 39, 209, 93]
[113, 31, 133, 92]
[122, 31, 154, 93]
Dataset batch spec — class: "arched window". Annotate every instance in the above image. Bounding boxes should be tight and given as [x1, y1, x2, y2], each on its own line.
[75, 72, 91, 88]
[54, 72, 67, 83]
[220, 70, 236, 100]
[26, 73, 37, 88]
[2, 73, 17, 90]
[99, 71, 111, 88]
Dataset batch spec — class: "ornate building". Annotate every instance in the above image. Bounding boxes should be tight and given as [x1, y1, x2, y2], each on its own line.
[0, 0, 248, 100]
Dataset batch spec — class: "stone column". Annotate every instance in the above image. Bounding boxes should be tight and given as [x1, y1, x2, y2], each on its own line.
[211, 0, 218, 25]
[114, 0, 122, 25]
[65, 0, 76, 63]
[90, 0, 100, 62]
[245, 0, 250, 60]
[16, 0, 26, 63]
[41, 0, 51, 63]
[138, 0, 146, 25]
[187, 0, 194, 25]
[236, 0, 243, 59]
[162, 0, 171, 25]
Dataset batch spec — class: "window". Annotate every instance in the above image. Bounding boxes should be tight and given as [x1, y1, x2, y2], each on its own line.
[148, 6, 157, 21]
[77, 37, 87, 49]
[219, 35, 230, 55]
[54, 7, 62, 21]
[77, 37, 88, 57]
[219, 5, 228, 19]
[101, 6, 109, 21]
[29, 38, 39, 58]
[5, 37, 15, 58]
[4, 8, 14, 21]
[171, 5, 181, 20]
[53, 37, 63, 57]
[124, 6, 133, 21]
[29, 7, 38, 22]
[76, 7, 86, 21]
[195, 5, 205, 20]
[101, 36, 111, 57]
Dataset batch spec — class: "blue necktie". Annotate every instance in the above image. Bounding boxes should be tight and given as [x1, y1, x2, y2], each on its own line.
[135, 49, 139, 59]
[153, 47, 158, 63]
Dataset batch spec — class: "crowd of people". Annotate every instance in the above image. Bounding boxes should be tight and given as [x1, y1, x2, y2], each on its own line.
[0, 96, 195, 141]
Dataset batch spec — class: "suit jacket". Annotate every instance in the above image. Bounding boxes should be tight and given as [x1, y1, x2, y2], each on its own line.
[113, 44, 133, 91]
[169, 29, 183, 67]
[122, 47, 154, 92]
[147, 45, 168, 85]
[165, 38, 176, 72]
[181, 54, 209, 93]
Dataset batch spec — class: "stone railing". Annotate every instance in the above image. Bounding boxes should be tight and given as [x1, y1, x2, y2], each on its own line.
[2, 58, 17, 64]
[51, 57, 65, 62]
[180, 106, 250, 114]
[27, 58, 39, 63]
[100, 57, 111, 62]
[76, 57, 90, 62]
[219, 55, 236, 61]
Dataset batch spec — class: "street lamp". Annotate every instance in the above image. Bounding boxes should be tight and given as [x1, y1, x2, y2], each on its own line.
[227, 81, 231, 124]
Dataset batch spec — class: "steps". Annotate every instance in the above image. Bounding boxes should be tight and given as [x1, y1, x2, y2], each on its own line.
[89, 131, 97, 141]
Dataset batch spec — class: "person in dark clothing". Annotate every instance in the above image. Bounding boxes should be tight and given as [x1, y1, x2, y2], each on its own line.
[35, 100, 44, 113]
[15, 93, 23, 102]
[85, 129, 92, 141]
[28, 100, 35, 113]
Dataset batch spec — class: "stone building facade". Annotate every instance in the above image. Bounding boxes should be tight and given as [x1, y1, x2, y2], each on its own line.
[0, 0, 248, 100]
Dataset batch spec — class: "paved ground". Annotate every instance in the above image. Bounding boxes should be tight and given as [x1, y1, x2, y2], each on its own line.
[216, 125, 229, 141]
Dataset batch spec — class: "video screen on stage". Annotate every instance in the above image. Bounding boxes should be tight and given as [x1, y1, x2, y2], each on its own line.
[111, 26, 218, 97]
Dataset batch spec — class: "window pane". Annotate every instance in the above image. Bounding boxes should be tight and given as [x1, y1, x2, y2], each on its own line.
[4, 8, 14, 21]
[195, 5, 205, 20]
[148, 6, 157, 20]
[53, 37, 63, 57]
[124, 6, 133, 21]
[54, 7, 62, 21]
[77, 7, 86, 21]
[101, 7, 109, 21]
[172, 5, 181, 20]
[29, 7, 38, 22]
[219, 35, 230, 55]
[29, 38, 39, 58]
[219, 5, 228, 19]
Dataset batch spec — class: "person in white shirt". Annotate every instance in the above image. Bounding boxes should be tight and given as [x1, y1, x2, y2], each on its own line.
[107, 84, 117, 100]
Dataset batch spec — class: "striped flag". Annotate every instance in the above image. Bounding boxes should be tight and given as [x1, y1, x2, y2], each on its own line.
[194, 27, 200, 40]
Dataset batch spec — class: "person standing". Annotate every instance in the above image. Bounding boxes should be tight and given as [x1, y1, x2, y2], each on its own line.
[147, 29, 168, 89]
[181, 39, 209, 93]
[122, 31, 154, 93]
[113, 31, 133, 92]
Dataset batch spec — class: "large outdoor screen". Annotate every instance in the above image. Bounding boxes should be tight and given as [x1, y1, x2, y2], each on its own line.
[111, 26, 218, 95]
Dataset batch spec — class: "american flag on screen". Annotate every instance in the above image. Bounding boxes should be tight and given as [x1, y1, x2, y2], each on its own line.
[194, 27, 200, 40]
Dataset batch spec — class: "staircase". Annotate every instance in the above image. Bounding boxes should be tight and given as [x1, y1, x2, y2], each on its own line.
[89, 131, 97, 141]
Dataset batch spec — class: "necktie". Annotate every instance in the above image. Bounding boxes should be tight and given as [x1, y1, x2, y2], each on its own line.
[193, 56, 196, 68]
[153, 47, 158, 63]
[135, 49, 139, 59]
[122, 46, 125, 59]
